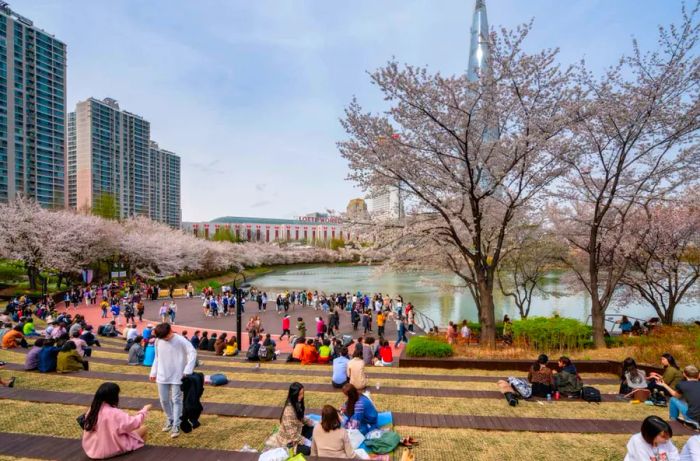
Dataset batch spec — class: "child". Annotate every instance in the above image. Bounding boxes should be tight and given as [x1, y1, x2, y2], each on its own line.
[297, 317, 306, 338]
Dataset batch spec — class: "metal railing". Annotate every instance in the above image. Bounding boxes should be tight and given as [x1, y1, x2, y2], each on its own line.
[585, 313, 651, 335]
[412, 308, 437, 333]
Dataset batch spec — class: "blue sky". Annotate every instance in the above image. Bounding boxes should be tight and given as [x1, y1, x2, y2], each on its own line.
[14, 0, 684, 221]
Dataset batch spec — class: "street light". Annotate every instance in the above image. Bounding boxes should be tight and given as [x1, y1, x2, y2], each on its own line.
[232, 272, 251, 353]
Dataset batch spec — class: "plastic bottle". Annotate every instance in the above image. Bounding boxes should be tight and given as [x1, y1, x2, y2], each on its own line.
[554, 391, 560, 401]
[546, 393, 552, 403]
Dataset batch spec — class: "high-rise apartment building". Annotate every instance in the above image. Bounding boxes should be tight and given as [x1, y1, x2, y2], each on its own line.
[149, 141, 181, 228]
[67, 97, 181, 227]
[367, 184, 404, 220]
[0, 3, 66, 207]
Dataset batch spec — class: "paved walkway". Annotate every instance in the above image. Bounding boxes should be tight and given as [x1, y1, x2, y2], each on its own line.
[57, 298, 418, 354]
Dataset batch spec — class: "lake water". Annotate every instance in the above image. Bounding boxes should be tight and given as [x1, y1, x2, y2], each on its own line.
[251, 265, 699, 326]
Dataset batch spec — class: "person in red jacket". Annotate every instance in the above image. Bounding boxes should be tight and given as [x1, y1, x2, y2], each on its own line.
[280, 315, 291, 341]
[376, 340, 393, 367]
[300, 338, 319, 365]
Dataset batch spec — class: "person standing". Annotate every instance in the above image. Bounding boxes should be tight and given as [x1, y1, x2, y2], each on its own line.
[168, 301, 177, 325]
[280, 315, 291, 340]
[149, 323, 197, 439]
[394, 316, 408, 348]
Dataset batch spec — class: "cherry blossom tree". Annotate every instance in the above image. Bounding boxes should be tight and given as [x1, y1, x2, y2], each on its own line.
[0, 198, 57, 289]
[552, 6, 700, 346]
[339, 23, 576, 346]
[618, 198, 700, 325]
[496, 226, 565, 319]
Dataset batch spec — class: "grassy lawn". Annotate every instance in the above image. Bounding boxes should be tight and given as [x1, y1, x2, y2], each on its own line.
[0, 399, 690, 461]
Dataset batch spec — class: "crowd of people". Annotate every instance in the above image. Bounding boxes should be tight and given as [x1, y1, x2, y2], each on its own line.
[1, 285, 699, 460]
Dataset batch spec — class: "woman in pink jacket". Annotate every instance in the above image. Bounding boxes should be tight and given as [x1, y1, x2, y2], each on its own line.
[82, 382, 150, 459]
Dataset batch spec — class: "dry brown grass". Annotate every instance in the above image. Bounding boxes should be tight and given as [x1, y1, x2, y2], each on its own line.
[5, 370, 663, 421]
[0, 399, 274, 452]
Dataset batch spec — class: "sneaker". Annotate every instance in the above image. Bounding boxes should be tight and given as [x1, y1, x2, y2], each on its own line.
[170, 430, 180, 439]
[162, 423, 173, 432]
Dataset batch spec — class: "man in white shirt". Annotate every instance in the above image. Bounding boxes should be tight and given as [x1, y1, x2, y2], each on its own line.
[125, 324, 139, 342]
[149, 323, 197, 438]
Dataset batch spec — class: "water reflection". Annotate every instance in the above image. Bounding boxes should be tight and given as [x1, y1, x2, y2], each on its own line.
[251, 265, 696, 325]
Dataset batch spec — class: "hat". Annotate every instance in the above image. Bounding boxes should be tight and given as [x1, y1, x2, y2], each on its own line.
[147, 324, 154, 328]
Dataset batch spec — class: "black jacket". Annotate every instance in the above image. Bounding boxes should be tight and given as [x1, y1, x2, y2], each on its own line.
[180, 372, 204, 433]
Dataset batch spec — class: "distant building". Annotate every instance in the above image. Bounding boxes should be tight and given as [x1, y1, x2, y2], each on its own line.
[346, 198, 369, 221]
[0, 3, 67, 207]
[67, 97, 181, 227]
[367, 185, 404, 220]
[183, 215, 352, 242]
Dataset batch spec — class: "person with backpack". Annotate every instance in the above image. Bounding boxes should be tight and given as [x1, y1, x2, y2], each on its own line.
[554, 356, 584, 397]
[247, 337, 261, 361]
[149, 323, 197, 439]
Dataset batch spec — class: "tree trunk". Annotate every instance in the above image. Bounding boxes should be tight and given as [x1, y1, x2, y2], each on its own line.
[591, 300, 606, 348]
[27, 265, 38, 290]
[478, 276, 497, 348]
[662, 301, 675, 325]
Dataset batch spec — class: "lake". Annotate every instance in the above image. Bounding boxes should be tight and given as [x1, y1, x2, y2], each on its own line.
[251, 264, 699, 326]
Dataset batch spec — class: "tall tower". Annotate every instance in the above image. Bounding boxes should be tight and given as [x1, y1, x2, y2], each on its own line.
[467, 0, 490, 82]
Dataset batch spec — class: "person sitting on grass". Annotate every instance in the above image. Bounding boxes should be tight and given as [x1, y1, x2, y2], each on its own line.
[287, 336, 305, 363]
[246, 336, 261, 362]
[22, 317, 39, 337]
[128, 336, 144, 365]
[311, 404, 355, 459]
[648, 353, 684, 398]
[198, 331, 209, 351]
[1, 325, 25, 349]
[57, 340, 88, 373]
[301, 338, 319, 365]
[318, 339, 332, 365]
[100, 321, 119, 338]
[70, 330, 91, 358]
[24, 338, 44, 371]
[375, 340, 394, 367]
[527, 354, 554, 398]
[214, 333, 227, 356]
[347, 348, 369, 392]
[0, 361, 16, 388]
[342, 383, 378, 435]
[657, 365, 700, 426]
[38, 339, 60, 373]
[332, 347, 350, 388]
[620, 357, 649, 396]
[207, 333, 217, 352]
[624, 415, 679, 461]
[224, 335, 238, 356]
[554, 356, 583, 397]
[80, 325, 101, 348]
[81, 382, 151, 460]
[268, 382, 315, 456]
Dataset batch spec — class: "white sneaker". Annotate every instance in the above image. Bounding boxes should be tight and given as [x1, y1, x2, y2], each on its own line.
[170, 430, 180, 439]
[162, 423, 172, 432]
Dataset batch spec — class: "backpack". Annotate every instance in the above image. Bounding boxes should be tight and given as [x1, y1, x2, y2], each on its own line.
[581, 386, 601, 403]
[258, 344, 270, 360]
[209, 373, 228, 386]
[507, 377, 532, 399]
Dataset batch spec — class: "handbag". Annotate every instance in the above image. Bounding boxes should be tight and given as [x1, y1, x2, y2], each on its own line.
[76, 413, 86, 429]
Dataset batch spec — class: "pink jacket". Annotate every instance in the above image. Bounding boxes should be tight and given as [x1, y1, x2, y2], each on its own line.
[82, 404, 147, 459]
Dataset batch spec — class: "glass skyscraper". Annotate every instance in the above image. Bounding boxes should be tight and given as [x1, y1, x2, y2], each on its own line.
[0, 3, 66, 207]
[67, 97, 181, 227]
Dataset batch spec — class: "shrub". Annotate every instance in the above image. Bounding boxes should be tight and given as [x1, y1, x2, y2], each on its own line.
[405, 336, 454, 358]
[512, 316, 592, 351]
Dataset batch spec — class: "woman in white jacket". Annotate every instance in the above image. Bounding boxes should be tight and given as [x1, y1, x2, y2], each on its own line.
[624, 416, 679, 461]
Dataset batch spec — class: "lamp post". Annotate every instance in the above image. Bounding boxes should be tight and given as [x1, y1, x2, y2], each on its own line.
[233, 272, 251, 353]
